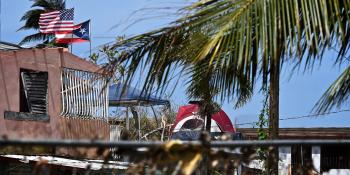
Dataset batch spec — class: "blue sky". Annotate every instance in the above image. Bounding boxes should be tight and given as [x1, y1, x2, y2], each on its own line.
[2, 0, 350, 128]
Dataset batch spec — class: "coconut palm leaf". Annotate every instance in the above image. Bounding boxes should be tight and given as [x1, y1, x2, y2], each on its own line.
[110, 0, 350, 104]
[31, 0, 65, 10]
[19, 32, 54, 46]
[18, 9, 44, 31]
[185, 57, 252, 107]
[315, 65, 350, 113]
[18, 0, 66, 45]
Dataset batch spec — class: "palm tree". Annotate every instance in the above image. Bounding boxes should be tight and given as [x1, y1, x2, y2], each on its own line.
[110, 0, 350, 173]
[18, 0, 66, 46]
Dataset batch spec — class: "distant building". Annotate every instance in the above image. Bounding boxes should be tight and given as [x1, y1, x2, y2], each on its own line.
[0, 46, 110, 157]
[238, 128, 350, 174]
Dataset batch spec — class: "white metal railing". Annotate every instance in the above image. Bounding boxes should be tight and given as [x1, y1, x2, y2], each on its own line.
[60, 68, 109, 119]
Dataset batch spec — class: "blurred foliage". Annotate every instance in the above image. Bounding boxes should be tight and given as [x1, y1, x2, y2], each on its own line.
[124, 132, 257, 175]
[0, 136, 260, 175]
[0, 146, 53, 155]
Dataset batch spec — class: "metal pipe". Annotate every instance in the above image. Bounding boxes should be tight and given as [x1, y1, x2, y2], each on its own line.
[104, 79, 108, 119]
[82, 72, 87, 117]
[92, 74, 98, 117]
[1, 139, 350, 148]
[72, 70, 78, 116]
[67, 70, 73, 116]
[60, 69, 66, 116]
[77, 70, 82, 117]
[87, 74, 92, 117]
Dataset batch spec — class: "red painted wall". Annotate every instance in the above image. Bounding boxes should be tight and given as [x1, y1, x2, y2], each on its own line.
[0, 48, 109, 145]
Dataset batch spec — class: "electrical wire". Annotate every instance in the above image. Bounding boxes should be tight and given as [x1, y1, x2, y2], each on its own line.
[236, 109, 350, 126]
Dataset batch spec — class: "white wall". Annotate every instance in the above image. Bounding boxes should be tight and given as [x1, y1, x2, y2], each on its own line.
[323, 169, 350, 175]
[279, 146, 292, 175]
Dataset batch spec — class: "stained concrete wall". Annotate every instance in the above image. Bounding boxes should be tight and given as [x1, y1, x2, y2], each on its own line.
[0, 48, 109, 145]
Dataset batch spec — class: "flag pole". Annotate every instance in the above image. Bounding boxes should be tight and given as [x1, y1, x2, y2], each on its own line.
[89, 19, 92, 57]
[71, 32, 73, 53]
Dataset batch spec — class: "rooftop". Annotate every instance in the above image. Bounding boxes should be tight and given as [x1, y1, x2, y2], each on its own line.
[0, 41, 22, 50]
[237, 127, 350, 139]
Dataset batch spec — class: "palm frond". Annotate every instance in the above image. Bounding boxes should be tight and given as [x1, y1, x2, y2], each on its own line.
[109, 0, 350, 106]
[31, 0, 51, 8]
[186, 60, 252, 107]
[19, 32, 54, 46]
[18, 9, 44, 31]
[32, 0, 65, 10]
[18, 0, 66, 45]
[314, 65, 350, 113]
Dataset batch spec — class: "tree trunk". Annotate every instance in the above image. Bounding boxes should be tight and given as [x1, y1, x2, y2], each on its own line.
[203, 103, 211, 175]
[205, 103, 212, 133]
[268, 57, 280, 174]
[203, 74, 212, 175]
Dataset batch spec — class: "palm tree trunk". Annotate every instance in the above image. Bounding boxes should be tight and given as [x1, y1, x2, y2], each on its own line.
[268, 57, 280, 174]
[205, 103, 212, 132]
[203, 103, 211, 175]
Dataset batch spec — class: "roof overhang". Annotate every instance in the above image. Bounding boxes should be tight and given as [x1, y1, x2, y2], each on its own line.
[0, 41, 22, 50]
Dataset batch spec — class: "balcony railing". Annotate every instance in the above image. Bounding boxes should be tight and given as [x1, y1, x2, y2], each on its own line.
[60, 68, 109, 119]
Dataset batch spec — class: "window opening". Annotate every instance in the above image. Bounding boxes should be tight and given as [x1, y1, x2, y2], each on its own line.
[20, 69, 48, 115]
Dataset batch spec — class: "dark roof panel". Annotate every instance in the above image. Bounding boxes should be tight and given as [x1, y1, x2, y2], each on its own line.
[109, 83, 169, 107]
[0, 41, 22, 50]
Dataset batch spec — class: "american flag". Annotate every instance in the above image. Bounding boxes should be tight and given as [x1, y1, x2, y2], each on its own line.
[39, 8, 74, 34]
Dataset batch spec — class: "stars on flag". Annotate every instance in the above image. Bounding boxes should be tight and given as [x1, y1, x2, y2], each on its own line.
[39, 8, 91, 44]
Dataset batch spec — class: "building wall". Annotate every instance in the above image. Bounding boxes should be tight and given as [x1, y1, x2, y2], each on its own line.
[0, 48, 109, 144]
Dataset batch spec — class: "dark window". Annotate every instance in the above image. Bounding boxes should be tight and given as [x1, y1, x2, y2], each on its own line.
[291, 145, 312, 175]
[20, 69, 48, 115]
[182, 119, 204, 130]
[321, 146, 350, 172]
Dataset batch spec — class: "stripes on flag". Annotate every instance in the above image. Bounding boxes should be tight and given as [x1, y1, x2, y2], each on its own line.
[39, 8, 74, 34]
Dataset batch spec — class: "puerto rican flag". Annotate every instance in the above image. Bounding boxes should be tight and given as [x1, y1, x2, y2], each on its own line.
[55, 20, 90, 44]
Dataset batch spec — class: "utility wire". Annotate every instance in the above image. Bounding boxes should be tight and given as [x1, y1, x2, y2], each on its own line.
[236, 109, 350, 126]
